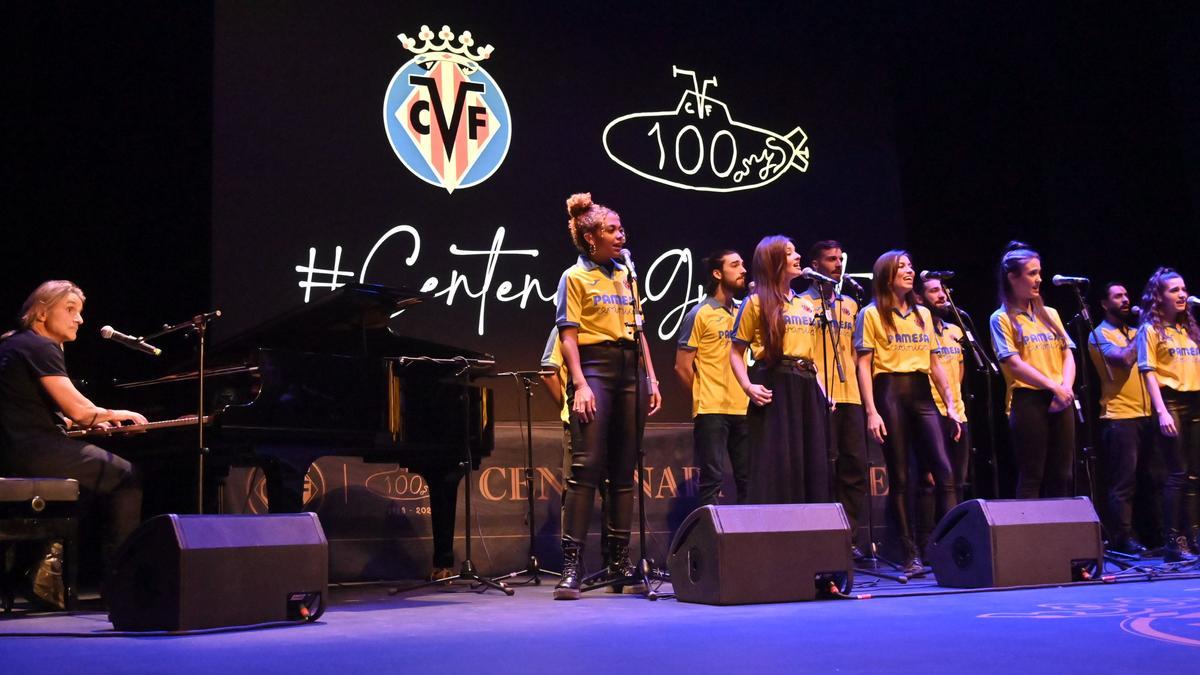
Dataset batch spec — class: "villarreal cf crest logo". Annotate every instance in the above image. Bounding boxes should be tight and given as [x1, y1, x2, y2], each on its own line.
[383, 25, 512, 193]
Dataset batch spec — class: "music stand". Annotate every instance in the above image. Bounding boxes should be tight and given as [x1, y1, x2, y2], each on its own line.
[389, 356, 513, 597]
[490, 370, 562, 586]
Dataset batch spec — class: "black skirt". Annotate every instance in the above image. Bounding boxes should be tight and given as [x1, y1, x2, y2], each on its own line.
[745, 362, 829, 504]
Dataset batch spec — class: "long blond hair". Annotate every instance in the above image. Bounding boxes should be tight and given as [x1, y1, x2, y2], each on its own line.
[997, 241, 1067, 344]
[2, 280, 85, 340]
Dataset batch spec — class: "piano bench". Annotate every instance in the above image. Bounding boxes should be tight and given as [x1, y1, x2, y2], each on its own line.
[0, 478, 80, 613]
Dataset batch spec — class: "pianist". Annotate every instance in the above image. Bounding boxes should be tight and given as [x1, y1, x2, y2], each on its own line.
[0, 280, 146, 580]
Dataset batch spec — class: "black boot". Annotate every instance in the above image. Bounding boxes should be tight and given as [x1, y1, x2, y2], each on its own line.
[606, 541, 647, 594]
[554, 539, 584, 600]
[1185, 484, 1200, 556]
[1163, 531, 1198, 563]
[1108, 535, 1148, 557]
[901, 538, 926, 577]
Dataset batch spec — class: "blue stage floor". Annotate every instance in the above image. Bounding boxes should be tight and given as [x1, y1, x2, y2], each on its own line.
[2, 567, 1199, 674]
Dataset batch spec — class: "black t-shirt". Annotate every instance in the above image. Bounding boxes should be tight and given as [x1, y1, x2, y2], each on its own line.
[0, 329, 69, 448]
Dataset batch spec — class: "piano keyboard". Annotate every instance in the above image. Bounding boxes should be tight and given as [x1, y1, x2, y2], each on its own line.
[64, 415, 214, 438]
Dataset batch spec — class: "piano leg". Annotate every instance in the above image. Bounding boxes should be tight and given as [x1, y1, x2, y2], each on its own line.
[253, 451, 466, 575]
[418, 464, 465, 570]
[260, 454, 316, 514]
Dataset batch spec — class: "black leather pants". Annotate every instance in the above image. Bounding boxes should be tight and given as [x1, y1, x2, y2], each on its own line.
[874, 372, 955, 558]
[1159, 389, 1200, 537]
[562, 343, 646, 547]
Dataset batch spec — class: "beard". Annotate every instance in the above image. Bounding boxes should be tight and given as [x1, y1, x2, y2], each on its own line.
[724, 279, 749, 299]
[927, 301, 952, 321]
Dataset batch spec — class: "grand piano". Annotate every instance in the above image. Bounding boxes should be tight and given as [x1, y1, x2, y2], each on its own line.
[89, 284, 494, 572]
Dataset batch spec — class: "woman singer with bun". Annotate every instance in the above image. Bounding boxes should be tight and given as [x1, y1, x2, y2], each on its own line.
[988, 241, 1077, 500]
[553, 193, 662, 600]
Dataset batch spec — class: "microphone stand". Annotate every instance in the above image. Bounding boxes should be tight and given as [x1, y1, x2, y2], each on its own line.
[941, 287, 1001, 499]
[490, 370, 561, 586]
[1066, 285, 1101, 505]
[814, 283, 841, 522]
[146, 310, 222, 513]
[389, 356, 513, 597]
[828, 273, 906, 581]
[818, 282, 894, 585]
[582, 254, 670, 599]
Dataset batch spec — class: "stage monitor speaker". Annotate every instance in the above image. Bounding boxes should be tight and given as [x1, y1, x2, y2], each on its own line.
[666, 503, 852, 605]
[104, 513, 328, 631]
[925, 498, 1103, 589]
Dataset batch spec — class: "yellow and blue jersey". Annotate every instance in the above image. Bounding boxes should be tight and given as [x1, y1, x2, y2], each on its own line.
[1087, 320, 1150, 419]
[1136, 322, 1200, 393]
[731, 291, 820, 363]
[678, 297, 751, 417]
[989, 306, 1075, 412]
[801, 287, 861, 405]
[555, 256, 635, 344]
[854, 303, 937, 375]
[930, 319, 966, 419]
[540, 326, 569, 424]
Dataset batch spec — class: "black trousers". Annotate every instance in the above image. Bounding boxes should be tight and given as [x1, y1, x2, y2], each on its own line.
[830, 403, 868, 531]
[1009, 388, 1075, 499]
[916, 418, 970, 550]
[874, 372, 955, 556]
[563, 343, 645, 547]
[1101, 416, 1163, 543]
[944, 417, 971, 501]
[561, 422, 611, 549]
[693, 413, 750, 507]
[1, 436, 141, 570]
[1158, 389, 1200, 536]
[746, 364, 828, 504]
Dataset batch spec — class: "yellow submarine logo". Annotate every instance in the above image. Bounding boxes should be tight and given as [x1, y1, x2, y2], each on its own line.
[603, 67, 810, 192]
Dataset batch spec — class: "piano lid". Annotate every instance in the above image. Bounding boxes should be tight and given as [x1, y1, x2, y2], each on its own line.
[212, 283, 493, 360]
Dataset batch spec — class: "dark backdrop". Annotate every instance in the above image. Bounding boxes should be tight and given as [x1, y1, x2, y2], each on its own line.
[208, 1, 904, 422]
[5, 2, 1200, 496]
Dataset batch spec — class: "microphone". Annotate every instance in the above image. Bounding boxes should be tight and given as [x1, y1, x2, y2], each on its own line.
[1188, 296, 1200, 310]
[919, 270, 955, 281]
[191, 309, 222, 325]
[99, 326, 162, 357]
[1130, 305, 1142, 317]
[619, 248, 638, 282]
[1052, 274, 1090, 286]
[801, 267, 837, 285]
[841, 275, 864, 294]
